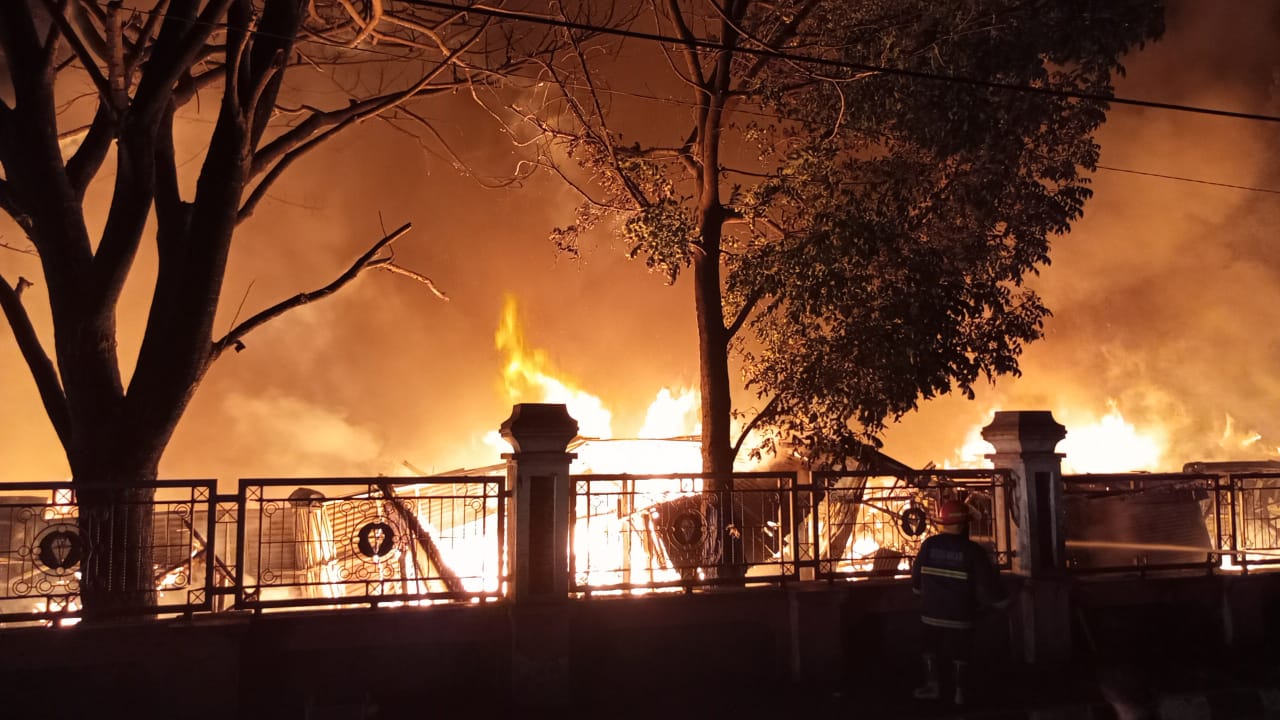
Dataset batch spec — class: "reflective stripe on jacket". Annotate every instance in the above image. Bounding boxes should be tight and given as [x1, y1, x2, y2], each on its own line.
[910, 532, 1005, 630]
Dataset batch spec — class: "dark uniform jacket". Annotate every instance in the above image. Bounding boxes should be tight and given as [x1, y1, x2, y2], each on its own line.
[910, 532, 1007, 630]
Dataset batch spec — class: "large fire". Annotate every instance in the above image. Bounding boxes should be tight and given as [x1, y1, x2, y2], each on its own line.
[488, 295, 702, 473]
[489, 293, 1280, 479]
[947, 400, 1278, 474]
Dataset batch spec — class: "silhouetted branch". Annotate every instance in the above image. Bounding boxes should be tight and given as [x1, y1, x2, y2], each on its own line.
[132, 0, 234, 126]
[124, 0, 166, 78]
[40, 0, 116, 115]
[725, 287, 761, 342]
[732, 395, 779, 459]
[66, 105, 116, 196]
[0, 273, 70, 450]
[0, 239, 37, 255]
[211, 222, 443, 359]
[0, 179, 23, 222]
[240, 26, 486, 222]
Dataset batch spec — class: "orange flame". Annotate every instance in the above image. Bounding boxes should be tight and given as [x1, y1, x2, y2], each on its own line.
[946, 400, 1167, 473]
[1058, 401, 1165, 473]
[495, 295, 613, 439]
[490, 295, 702, 473]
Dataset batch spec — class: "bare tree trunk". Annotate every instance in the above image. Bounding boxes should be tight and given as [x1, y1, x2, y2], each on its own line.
[78, 483, 158, 619]
[694, 245, 734, 477]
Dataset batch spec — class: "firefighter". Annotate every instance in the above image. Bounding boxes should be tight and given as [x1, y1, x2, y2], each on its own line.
[910, 498, 1010, 706]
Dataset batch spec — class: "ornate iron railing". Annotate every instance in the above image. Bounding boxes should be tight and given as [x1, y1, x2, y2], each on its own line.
[807, 470, 1014, 581]
[0, 480, 217, 623]
[1062, 473, 1223, 574]
[4, 466, 1280, 623]
[235, 477, 505, 610]
[1223, 472, 1280, 572]
[569, 472, 801, 593]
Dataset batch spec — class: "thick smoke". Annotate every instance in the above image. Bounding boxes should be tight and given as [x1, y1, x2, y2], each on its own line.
[885, 0, 1280, 470]
[1, 1, 1275, 486]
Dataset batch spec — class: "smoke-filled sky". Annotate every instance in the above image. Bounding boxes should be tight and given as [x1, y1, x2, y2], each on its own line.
[886, 0, 1280, 470]
[1, 1, 1278, 485]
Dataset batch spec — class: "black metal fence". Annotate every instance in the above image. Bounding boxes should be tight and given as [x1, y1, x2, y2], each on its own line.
[1221, 472, 1280, 573]
[568, 469, 1014, 591]
[236, 477, 505, 610]
[1062, 473, 1223, 575]
[569, 472, 801, 593]
[807, 470, 1014, 581]
[2, 468, 1278, 622]
[0, 481, 218, 623]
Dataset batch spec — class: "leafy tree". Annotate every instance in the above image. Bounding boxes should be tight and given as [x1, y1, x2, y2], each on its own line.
[517, 0, 1164, 472]
[0, 0, 548, 616]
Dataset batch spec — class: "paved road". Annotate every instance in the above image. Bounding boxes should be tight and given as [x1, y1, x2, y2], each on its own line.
[587, 654, 1279, 720]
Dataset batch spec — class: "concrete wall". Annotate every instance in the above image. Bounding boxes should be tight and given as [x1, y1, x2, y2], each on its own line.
[1, 572, 1275, 718]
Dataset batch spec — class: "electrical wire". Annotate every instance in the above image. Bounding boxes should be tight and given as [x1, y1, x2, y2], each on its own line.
[118, 0, 1280, 125]
[1095, 165, 1280, 195]
[400, 0, 1280, 125]
[67, 2, 1280, 196]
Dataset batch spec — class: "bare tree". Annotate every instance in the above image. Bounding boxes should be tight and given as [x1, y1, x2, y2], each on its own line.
[0, 0, 546, 617]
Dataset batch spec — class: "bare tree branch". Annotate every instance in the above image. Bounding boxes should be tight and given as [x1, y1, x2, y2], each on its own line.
[152, 101, 184, 228]
[173, 63, 228, 106]
[0, 238, 38, 256]
[0, 273, 71, 450]
[0, 179, 25, 223]
[239, 28, 485, 221]
[124, 0, 168, 80]
[132, 0, 234, 126]
[66, 0, 109, 60]
[725, 286, 761, 342]
[211, 222, 441, 359]
[382, 9, 460, 55]
[103, 2, 129, 106]
[664, 0, 709, 89]
[381, 105, 533, 190]
[348, 0, 384, 48]
[39, 0, 117, 116]
[732, 394, 779, 459]
[374, 261, 449, 301]
[65, 104, 116, 196]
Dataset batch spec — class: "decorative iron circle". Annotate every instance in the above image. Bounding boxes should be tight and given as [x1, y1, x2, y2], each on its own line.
[900, 506, 928, 537]
[668, 510, 705, 550]
[356, 522, 396, 559]
[33, 524, 84, 575]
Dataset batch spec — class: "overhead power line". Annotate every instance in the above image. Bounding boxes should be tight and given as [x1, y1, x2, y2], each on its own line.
[402, 0, 1280, 125]
[95, 3, 1280, 196]
[562, 81, 1280, 196]
[122, 1, 1280, 125]
[1095, 165, 1280, 195]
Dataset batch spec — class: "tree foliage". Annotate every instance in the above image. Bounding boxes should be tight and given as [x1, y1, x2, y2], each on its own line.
[519, 0, 1164, 468]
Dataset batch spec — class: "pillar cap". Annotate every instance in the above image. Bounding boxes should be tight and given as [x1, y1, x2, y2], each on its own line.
[500, 403, 579, 453]
[981, 410, 1066, 454]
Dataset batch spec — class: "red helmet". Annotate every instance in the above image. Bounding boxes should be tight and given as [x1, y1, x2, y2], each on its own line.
[934, 500, 969, 526]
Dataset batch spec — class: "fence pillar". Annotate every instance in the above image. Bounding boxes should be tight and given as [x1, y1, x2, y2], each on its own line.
[982, 410, 1071, 664]
[982, 411, 1067, 576]
[500, 403, 578, 708]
